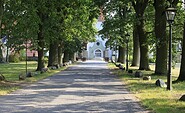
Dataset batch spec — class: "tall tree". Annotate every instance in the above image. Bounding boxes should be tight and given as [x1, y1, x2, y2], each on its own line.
[154, 0, 167, 74]
[48, 42, 59, 67]
[47, 0, 99, 66]
[177, 21, 185, 81]
[2, 0, 40, 64]
[0, 0, 4, 62]
[117, 6, 128, 63]
[99, 1, 133, 64]
[118, 46, 126, 63]
[131, 25, 140, 66]
[58, 42, 64, 66]
[2, 0, 48, 70]
[46, 1, 66, 67]
[0, 0, 3, 39]
[132, 0, 150, 70]
[36, 10, 45, 71]
[175, 0, 185, 81]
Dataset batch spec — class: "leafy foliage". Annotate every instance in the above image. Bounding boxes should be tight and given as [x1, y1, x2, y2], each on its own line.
[99, 0, 133, 48]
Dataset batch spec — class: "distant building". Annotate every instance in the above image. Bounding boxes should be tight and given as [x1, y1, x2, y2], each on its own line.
[0, 36, 38, 62]
[85, 13, 113, 61]
[25, 42, 38, 60]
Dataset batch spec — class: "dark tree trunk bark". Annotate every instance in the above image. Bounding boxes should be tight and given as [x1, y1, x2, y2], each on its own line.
[131, 25, 140, 66]
[48, 42, 59, 67]
[177, 21, 185, 81]
[63, 50, 69, 63]
[117, 46, 126, 64]
[58, 43, 63, 67]
[36, 26, 45, 71]
[137, 20, 150, 70]
[0, 0, 3, 39]
[132, 0, 150, 70]
[36, 12, 45, 71]
[69, 52, 74, 62]
[154, 0, 167, 75]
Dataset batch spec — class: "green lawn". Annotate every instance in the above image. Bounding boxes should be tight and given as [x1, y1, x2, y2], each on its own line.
[110, 63, 185, 113]
[0, 61, 66, 95]
[0, 61, 37, 81]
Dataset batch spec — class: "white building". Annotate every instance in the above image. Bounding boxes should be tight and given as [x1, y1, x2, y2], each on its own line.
[85, 16, 113, 61]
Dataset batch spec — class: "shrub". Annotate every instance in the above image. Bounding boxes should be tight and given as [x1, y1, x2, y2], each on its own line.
[19, 50, 26, 61]
[149, 58, 155, 63]
[43, 57, 48, 64]
[9, 53, 20, 63]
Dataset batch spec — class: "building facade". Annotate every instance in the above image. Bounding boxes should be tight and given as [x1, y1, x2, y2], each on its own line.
[85, 15, 112, 61]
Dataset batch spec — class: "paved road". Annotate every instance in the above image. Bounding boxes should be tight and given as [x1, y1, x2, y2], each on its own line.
[0, 60, 150, 113]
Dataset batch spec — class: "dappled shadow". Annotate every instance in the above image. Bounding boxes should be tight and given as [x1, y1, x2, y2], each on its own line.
[0, 61, 150, 113]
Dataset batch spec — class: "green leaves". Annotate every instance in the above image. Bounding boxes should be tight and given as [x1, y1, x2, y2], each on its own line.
[0, 0, 100, 54]
[98, 0, 133, 47]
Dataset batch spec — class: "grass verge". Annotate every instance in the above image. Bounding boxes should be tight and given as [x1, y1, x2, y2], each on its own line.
[0, 61, 67, 95]
[110, 63, 185, 113]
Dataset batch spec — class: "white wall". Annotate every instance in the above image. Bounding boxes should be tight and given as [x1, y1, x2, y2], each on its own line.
[87, 21, 112, 60]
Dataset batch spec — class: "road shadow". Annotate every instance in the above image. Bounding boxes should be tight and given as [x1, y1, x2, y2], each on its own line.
[0, 61, 151, 113]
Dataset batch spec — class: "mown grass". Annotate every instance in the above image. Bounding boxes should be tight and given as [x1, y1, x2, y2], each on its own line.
[0, 61, 37, 81]
[110, 63, 185, 113]
[0, 61, 66, 95]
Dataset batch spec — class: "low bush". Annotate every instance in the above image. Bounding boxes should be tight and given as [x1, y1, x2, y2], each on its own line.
[9, 54, 20, 63]
[149, 58, 155, 63]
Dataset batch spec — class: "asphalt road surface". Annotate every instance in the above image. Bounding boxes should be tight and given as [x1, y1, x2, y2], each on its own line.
[0, 60, 150, 113]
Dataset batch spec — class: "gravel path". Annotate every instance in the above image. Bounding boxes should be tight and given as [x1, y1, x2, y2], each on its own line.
[0, 60, 151, 113]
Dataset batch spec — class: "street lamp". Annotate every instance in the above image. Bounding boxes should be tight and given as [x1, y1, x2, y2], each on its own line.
[125, 33, 130, 71]
[165, 7, 176, 90]
[25, 38, 28, 76]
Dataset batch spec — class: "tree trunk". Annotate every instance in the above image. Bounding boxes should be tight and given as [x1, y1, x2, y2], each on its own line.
[177, 21, 185, 81]
[131, 25, 140, 66]
[48, 42, 59, 67]
[133, 0, 150, 70]
[63, 50, 69, 63]
[36, 29, 45, 71]
[0, 0, 3, 39]
[36, 12, 45, 71]
[117, 46, 126, 64]
[69, 52, 74, 62]
[58, 43, 63, 67]
[137, 20, 150, 70]
[73, 52, 77, 62]
[154, 0, 167, 75]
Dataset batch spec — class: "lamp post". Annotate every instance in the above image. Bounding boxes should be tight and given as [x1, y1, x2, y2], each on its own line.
[125, 33, 130, 71]
[26, 38, 28, 76]
[165, 7, 176, 90]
